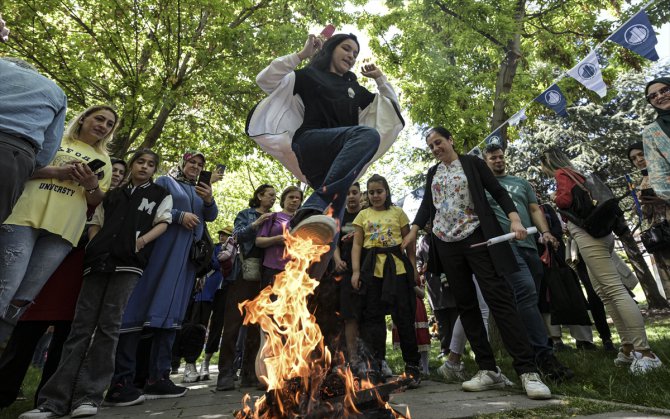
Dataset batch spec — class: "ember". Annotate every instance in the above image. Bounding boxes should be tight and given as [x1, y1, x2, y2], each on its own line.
[236, 230, 411, 418]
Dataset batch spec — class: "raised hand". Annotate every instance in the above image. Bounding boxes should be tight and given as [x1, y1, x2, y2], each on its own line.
[361, 63, 383, 79]
[297, 34, 323, 61]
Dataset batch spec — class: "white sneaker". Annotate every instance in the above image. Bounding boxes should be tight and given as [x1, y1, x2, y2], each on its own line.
[381, 360, 393, 378]
[520, 372, 552, 400]
[462, 368, 505, 392]
[630, 354, 663, 374]
[614, 349, 639, 367]
[291, 215, 337, 245]
[18, 408, 61, 419]
[437, 360, 467, 382]
[71, 403, 98, 418]
[199, 359, 211, 381]
[183, 362, 199, 383]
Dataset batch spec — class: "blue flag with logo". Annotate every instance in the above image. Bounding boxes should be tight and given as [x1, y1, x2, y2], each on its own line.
[534, 84, 568, 117]
[484, 127, 506, 149]
[610, 11, 658, 61]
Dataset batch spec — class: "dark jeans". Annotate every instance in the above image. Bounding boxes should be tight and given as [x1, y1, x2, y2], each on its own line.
[38, 272, 139, 415]
[433, 308, 459, 355]
[433, 230, 537, 376]
[293, 126, 380, 220]
[0, 134, 35, 225]
[204, 286, 229, 355]
[0, 320, 70, 408]
[506, 244, 554, 359]
[576, 259, 612, 341]
[359, 274, 420, 367]
[113, 328, 176, 386]
[217, 279, 262, 377]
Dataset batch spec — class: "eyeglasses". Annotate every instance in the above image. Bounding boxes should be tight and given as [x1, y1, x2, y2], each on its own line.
[646, 85, 670, 103]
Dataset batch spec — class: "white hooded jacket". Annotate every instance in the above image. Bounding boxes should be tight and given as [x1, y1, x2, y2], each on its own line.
[246, 53, 405, 184]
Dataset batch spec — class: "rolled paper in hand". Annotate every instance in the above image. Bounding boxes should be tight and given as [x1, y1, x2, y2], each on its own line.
[470, 226, 538, 248]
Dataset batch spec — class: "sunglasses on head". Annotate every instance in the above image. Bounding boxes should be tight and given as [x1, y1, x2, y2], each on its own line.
[646, 85, 670, 102]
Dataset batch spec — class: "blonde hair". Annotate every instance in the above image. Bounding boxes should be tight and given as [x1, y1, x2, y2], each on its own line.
[62, 105, 119, 155]
[540, 148, 579, 175]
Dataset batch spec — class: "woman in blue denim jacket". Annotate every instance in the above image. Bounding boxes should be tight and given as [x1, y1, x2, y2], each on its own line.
[215, 184, 276, 391]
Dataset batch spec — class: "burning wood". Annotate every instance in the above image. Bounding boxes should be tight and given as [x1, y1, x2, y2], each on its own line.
[236, 230, 411, 418]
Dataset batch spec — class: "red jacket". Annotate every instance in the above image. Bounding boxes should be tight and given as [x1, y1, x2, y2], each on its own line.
[554, 168, 585, 210]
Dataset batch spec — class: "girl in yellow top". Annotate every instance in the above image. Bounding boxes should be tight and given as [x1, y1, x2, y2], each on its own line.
[351, 174, 421, 388]
[0, 105, 118, 342]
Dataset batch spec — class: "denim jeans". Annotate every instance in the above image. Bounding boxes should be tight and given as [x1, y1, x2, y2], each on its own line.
[0, 224, 71, 341]
[505, 244, 554, 359]
[292, 126, 380, 220]
[293, 126, 380, 279]
[112, 327, 177, 386]
[37, 272, 139, 415]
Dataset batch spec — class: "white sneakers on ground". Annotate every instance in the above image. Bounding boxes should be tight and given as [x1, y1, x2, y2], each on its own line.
[291, 215, 337, 245]
[520, 372, 552, 400]
[437, 360, 468, 382]
[630, 353, 663, 374]
[613, 349, 637, 367]
[462, 368, 506, 392]
[199, 359, 211, 381]
[183, 362, 199, 383]
[462, 368, 551, 400]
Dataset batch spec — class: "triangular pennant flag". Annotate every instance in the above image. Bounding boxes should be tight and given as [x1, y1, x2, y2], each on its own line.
[484, 127, 506, 149]
[508, 108, 527, 126]
[468, 147, 484, 159]
[534, 84, 568, 117]
[567, 51, 607, 98]
[610, 11, 659, 61]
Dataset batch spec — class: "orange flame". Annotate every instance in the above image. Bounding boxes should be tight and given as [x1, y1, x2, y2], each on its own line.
[237, 227, 410, 418]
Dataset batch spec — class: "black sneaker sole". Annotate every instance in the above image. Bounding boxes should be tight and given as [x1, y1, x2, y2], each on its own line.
[102, 395, 145, 407]
[144, 389, 188, 400]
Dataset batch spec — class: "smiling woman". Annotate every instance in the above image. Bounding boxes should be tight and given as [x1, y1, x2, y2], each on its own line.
[642, 77, 670, 201]
[0, 105, 117, 344]
[246, 31, 405, 281]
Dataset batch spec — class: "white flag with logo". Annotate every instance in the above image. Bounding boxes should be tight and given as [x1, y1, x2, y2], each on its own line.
[567, 51, 607, 98]
[508, 108, 527, 126]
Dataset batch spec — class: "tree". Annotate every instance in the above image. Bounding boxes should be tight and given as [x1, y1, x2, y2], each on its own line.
[361, 0, 667, 153]
[505, 64, 670, 309]
[1, 0, 362, 162]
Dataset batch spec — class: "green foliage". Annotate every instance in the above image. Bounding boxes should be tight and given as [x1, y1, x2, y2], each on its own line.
[0, 0, 358, 164]
[361, 0, 665, 155]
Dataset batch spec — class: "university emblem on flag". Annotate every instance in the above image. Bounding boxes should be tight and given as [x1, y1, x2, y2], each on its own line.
[625, 24, 649, 45]
[545, 90, 562, 105]
[488, 136, 501, 145]
[578, 63, 597, 80]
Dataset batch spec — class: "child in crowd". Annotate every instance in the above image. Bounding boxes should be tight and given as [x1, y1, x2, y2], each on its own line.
[351, 174, 422, 388]
[21, 149, 172, 419]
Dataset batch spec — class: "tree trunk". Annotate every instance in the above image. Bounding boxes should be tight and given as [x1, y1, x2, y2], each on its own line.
[490, 0, 525, 148]
[617, 231, 670, 309]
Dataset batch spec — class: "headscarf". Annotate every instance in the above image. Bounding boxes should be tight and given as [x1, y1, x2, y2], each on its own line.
[169, 150, 206, 185]
[626, 141, 644, 163]
[645, 77, 670, 138]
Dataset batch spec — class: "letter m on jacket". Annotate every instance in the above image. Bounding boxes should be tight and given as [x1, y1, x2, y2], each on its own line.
[138, 198, 156, 215]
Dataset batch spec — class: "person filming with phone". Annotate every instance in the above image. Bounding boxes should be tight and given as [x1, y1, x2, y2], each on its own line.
[108, 150, 218, 402]
[0, 105, 118, 343]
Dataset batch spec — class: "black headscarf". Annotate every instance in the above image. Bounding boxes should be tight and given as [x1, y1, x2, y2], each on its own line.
[645, 77, 670, 138]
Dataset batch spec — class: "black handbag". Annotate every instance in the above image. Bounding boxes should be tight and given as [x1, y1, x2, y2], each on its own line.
[190, 226, 214, 277]
[543, 249, 592, 326]
[641, 219, 670, 253]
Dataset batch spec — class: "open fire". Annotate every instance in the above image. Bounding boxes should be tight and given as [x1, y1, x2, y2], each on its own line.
[236, 231, 411, 418]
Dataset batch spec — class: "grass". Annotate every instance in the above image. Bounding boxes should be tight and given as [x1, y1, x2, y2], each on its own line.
[384, 314, 670, 414]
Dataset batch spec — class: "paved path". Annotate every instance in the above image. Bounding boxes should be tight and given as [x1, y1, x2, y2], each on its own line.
[90, 368, 670, 419]
[93, 377, 564, 418]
